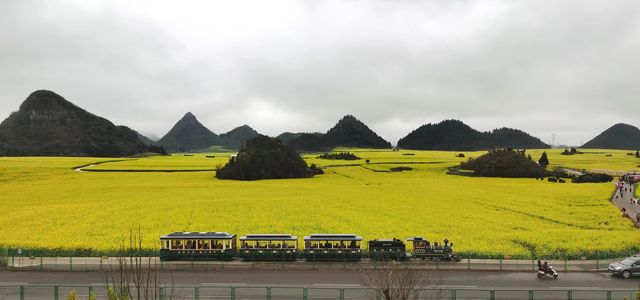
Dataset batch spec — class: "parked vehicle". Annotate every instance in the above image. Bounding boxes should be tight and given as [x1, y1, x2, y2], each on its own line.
[608, 255, 640, 279]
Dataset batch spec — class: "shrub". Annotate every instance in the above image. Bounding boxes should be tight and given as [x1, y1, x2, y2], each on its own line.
[572, 173, 613, 183]
[390, 166, 412, 172]
[317, 152, 361, 160]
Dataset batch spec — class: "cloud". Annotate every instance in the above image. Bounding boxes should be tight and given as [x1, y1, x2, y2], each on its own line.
[0, 0, 639, 145]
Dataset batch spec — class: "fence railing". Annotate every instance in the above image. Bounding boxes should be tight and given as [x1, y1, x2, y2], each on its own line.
[2, 256, 620, 272]
[0, 284, 638, 300]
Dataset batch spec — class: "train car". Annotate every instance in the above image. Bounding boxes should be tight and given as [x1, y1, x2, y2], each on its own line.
[368, 238, 407, 261]
[238, 234, 298, 261]
[160, 232, 236, 261]
[406, 237, 458, 261]
[304, 234, 362, 261]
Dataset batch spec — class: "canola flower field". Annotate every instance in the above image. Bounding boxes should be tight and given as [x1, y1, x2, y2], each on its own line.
[0, 149, 639, 258]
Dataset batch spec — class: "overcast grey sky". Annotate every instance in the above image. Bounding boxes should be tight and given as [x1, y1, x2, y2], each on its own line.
[1, 0, 639, 145]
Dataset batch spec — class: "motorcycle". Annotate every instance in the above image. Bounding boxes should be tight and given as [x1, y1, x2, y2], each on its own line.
[537, 264, 559, 279]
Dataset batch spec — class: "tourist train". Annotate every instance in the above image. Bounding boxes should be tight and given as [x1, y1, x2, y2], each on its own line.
[160, 232, 458, 261]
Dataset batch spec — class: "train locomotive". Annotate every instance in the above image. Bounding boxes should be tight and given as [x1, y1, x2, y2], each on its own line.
[160, 232, 459, 262]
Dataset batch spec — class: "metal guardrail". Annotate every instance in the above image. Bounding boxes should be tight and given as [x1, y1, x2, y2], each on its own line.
[2, 256, 621, 272]
[0, 284, 638, 300]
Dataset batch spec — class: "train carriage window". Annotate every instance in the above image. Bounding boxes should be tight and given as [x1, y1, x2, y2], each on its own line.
[232, 239, 236, 248]
[161, 240, 169, 249]
[285, 240, 296, 248]
[171, 240, 184, 250]
[212, 240, 222, 250]
[269, 241, 281, 249]
[198, 240, 210, 250]
[185, 240, 197, 250]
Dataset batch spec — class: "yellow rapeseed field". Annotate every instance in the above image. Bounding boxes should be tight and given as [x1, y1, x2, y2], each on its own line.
[0, 149, 638, 258]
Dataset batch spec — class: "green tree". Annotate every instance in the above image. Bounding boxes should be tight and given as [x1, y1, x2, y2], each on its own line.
[538, 152, 549, 168]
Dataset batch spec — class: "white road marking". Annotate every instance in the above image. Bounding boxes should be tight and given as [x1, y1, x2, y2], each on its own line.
[312, 283, 362, 287]
[550, 287, 601, 290]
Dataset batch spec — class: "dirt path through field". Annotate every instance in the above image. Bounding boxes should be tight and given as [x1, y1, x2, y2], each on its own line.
[611, 181, 640, 227]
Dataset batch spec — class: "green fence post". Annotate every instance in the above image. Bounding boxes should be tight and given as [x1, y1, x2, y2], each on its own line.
[499, 258, 503, 271]
[195, 287, 200, 300]
[11, 256, 14, 268]
[450, 289, 456, 300]
[303, 287, 308, 300]
[159, 287, 164, 300]
[567, 290, 572, 300]
[340, 288, 344, 300]
[88, 287, 93, 298]
[606, 290, 612, 300]
[489, 290, 495, 300]
[40, 257, 43, 270]
[54, 286, 59, 300]
[467, 258, 470, 270]
[528, 290, 533, 300]
[596, 260, 600, 271]
[230, 287, 236, 300]
[70, 257, 73, 271]
[267, 287, 272, 300]
[564, 259, 567, 272]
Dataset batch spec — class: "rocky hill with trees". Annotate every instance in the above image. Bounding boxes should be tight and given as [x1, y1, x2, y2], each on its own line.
[397, 120, 550, 150]
[0, 90, 153, 157]
[459, 149, 548, 178]
[581, 123, 640, 150]
[216, 135, 320, 180]
[285, 115, 391, 151]
[157, 113, 260, 151]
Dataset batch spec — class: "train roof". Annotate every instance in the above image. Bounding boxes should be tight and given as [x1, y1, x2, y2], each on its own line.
[369, 238, 404, 243]
[303, 234, 362, 241]
[160, 232, 235, 239]
[240, 234, 297, 241]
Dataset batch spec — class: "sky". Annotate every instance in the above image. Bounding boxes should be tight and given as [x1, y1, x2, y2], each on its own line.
[0, 0, 639, 145]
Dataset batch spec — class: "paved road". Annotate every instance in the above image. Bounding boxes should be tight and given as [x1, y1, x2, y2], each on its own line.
[612, 181, 640, 225]
[1, 270, 639, 299]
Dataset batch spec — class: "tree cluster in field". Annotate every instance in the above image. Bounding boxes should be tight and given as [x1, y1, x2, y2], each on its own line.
[317, 152, 361, 160]
[142, 144, 169, 155]
[216, 135, 320, 180]
[397, 120, 550, 151]
[283, 115, 392, 151]
[571, 173, 613, 183]
[390, 166, 413, 172]
[459, 149, 548, 178]
[561, 147, 583, 155]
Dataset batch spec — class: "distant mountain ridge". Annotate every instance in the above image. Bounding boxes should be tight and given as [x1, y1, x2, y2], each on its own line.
[157, 112, 220, 152]
[282, 115, 392, 151]
[582, 123, 640, 150]
[0, 90, 148, 157]
[157, 112, 259, 152]
[397, 119, 550, 150]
